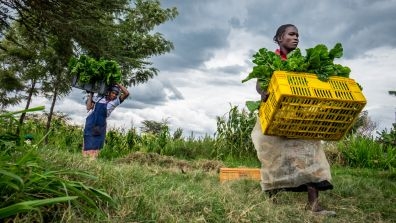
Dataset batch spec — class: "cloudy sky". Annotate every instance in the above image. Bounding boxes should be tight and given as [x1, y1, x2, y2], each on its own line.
[30, 0, 396, 137]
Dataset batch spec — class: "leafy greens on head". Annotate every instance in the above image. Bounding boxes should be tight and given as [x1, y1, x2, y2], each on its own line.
[68, 55, 122, 86]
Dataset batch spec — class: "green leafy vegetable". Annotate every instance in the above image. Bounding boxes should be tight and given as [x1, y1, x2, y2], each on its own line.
[242, 43, 352, 90]
[68, 55, 122, 85]
[245, 100, 261, 112]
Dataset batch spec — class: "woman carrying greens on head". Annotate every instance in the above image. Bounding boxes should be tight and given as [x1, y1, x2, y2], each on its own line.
[83, 84, 129, 159]
[251, 24, 336, 216]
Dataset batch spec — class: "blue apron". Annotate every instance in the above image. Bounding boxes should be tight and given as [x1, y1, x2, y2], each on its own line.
[83, 101, 107, 150]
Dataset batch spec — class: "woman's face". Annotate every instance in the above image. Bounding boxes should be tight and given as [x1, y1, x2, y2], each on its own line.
[278, 26, 299, 51]
[108, 91, 118, 100]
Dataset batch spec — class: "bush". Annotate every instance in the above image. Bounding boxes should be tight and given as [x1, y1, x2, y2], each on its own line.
[376, 123, 396, 149]
[337, 134, 396, 171]
[214, 105, 257, 160]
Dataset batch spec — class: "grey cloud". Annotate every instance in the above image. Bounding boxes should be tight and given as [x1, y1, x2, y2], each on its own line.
[240, 0, 396, 58]
[67, 88, 89, 105]
[127, 78, 184, 109]
[153, 1, 233, 71]
[229, 17, 242, 28]
[128, 80, 167, 108]
[159, 77, 184, 100]
[153, 29, 230, 72]
[215, 65, 246, 75]
[196, 65, 247, 86]
[204, 76, 241, 86]
[57, 0, 396, 136]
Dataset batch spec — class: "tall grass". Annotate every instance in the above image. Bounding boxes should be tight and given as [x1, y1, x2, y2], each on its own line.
[25, 148, 396, 222]
[338, 135, 396, 171]
[1, 107, 396, 222]
[0, 143, 115, 222]
[215, 105, 257, 161]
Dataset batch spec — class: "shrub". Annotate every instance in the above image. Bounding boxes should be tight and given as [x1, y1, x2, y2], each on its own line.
[214, 105, 257, 161]
[376, 123, 396, 149]
[337, 134, 396, 171]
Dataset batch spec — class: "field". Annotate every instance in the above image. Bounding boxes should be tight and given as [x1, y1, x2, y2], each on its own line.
[1, 109, 395, 222]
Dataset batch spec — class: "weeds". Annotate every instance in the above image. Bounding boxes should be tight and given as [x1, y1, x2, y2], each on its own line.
[1, 107, 395, 222]
[338, 135, 396, 171]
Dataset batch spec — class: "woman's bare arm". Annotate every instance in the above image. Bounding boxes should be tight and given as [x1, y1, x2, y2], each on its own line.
[117, 84, 130, 102]
[86, 92, 95, 111]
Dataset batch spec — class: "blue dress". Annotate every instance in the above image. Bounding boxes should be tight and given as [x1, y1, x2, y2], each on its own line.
[83, 101, 107, 151]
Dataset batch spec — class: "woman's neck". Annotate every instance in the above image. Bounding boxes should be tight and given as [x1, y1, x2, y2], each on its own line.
[279, 46, 292, 55]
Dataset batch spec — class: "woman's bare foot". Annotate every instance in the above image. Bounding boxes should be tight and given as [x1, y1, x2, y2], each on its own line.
[307, 201, 336, 216]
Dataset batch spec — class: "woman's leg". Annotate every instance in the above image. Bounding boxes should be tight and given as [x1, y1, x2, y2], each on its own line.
[83, 149, 99, 159]
[307, 185, 336, 216]
[307, 185, 323, 211]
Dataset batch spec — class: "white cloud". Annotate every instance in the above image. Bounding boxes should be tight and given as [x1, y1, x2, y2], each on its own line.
[8, 0, 396, 138]
[343, 47, 396, 131]
[204, 28, 272, 69]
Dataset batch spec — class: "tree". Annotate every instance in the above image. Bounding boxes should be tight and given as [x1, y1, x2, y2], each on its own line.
[0, 24, 42, 110]
[0, 0, 128, 43]
[0, 24, 71, 138]
[1, 0, 178, 86]
[140, 119, 169, 135]
[390, 90, 396, 124]
[348, 110, 377, 137]
[40, 36, 75, 143]
[98, 0, 178, 85]
[1, 1, 178, 140]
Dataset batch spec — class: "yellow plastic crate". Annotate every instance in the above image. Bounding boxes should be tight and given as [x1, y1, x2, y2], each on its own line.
[219, 168, 261, 182]
[259, 71, 366, 140]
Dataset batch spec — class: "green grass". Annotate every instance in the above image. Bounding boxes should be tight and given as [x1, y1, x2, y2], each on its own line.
[3, 99, 395, 222]
[4, 147, 393, 223]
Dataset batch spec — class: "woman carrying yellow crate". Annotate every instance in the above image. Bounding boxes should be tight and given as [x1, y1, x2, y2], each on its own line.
[251, 24, 335, 216]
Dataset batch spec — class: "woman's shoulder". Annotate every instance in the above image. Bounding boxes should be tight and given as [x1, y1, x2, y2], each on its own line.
[93, 95, 106, 103]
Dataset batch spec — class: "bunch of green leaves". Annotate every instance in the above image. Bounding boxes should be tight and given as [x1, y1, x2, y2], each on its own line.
[242, 43, 351, 90]
[68, 55, 122, 85]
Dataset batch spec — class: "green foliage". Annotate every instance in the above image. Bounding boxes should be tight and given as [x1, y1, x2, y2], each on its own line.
[3, 105, 396, 221]
[0, 24, 44, 108]
[33, 148, 396, 222]
[215, 105, 257, 160]
[1, 0, 179, 113]
[0, 106, 46, 146]
[376, 123, 396, 149]
[0, 145, 115, 221]
[242, 43, 352, 90]
[112, 0, 178, 85]
[69, 55, 122, 85]
[337, 135, 396, 171]
[9, 107, 396, 173]
[98, 126, 218, 161]
[140, 119, 169, 135]
[173, 128, 183, 140]
[161, 135, 217, 160]
[245, 100, 261, 113]
[100, 128, 136, 159]
[0, 197, 78, 219]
